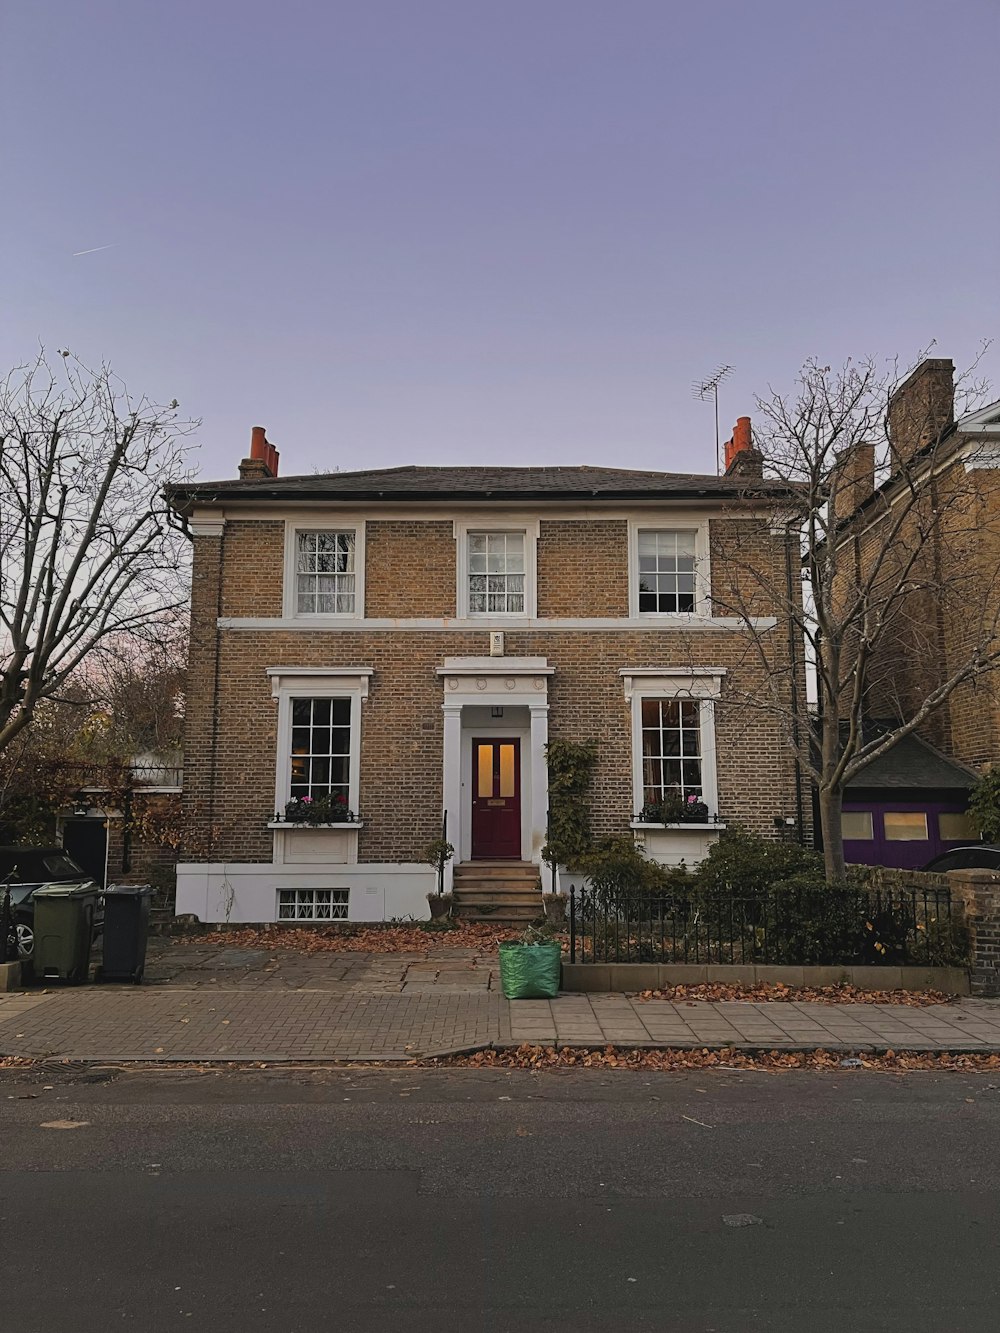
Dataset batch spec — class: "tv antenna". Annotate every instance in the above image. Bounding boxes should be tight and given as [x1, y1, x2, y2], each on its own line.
[692, 364, 733, 474]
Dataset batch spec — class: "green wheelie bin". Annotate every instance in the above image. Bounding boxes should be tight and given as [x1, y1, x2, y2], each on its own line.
[95, 884, 154, 983]
[32, 882, 100, 984]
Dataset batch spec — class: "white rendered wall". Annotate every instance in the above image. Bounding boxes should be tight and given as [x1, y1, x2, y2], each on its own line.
[175, 862, 435, 925]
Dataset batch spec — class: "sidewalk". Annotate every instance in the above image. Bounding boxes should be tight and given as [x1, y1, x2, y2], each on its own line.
[2, 939, 1000, 1063]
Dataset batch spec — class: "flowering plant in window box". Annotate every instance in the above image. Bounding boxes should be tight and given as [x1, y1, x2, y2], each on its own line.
[278, 794, 356, 825]
[637, 794, 712, 824]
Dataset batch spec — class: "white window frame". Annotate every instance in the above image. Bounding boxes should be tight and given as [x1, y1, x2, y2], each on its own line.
[628, 518, 711, 617]
[621, 669, 723, 819]
[283, 520, 366, 620]
[454, 517, 539, 619]
[267, 667, 371, 818]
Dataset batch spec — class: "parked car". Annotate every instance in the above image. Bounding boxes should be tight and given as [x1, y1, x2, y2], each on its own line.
[0, 846, 103, 959]
[922, 845, 1000, 873]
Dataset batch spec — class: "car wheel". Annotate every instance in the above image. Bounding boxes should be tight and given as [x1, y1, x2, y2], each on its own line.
[15, 919, 33, 959]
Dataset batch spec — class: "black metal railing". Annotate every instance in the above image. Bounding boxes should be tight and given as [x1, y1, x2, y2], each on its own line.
[569, 882, 965, 968]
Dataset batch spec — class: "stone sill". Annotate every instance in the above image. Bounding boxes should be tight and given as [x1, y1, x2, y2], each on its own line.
[268, 820, 364, 830]
[630, 821, 727, 832]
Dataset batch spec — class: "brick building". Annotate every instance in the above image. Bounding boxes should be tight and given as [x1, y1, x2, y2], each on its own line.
[832, 359, 1000, 864]
[166, 424, 807, 924]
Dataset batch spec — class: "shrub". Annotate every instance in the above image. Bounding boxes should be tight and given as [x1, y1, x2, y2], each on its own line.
[578, 836, 687, 907]
[695, 827, 821, 899]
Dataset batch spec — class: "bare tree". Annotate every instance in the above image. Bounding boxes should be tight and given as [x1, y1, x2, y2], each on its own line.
[711, 352, 1000, 881]
[0, 351, 195, 755]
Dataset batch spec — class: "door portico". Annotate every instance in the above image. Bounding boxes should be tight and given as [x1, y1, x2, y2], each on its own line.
[437, 657, 552, 894]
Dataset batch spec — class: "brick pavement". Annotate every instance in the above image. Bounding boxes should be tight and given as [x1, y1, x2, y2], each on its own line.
[2, 940, 1000, 1062]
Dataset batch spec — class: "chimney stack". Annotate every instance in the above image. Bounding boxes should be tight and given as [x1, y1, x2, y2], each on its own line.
[239, 425, 280, 480]
[723, 415, 763, 479]
[888, 358, 954, 466]
[833, 442, 876, 525]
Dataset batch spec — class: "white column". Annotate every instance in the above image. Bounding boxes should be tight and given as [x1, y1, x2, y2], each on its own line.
[528, 702, 549, 881]
[442, 703, 463, 893]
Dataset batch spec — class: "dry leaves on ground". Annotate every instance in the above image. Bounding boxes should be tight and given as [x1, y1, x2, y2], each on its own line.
[634, 982, 956, 1006]
[187, 923, 549, 954]
[437, 1044, 1000, 1073]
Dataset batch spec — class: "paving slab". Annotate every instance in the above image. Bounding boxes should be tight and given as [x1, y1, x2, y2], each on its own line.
[2, 937, 999, 1062]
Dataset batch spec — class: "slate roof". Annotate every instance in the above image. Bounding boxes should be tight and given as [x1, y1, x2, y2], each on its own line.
[846, 731, 977, 793]
[167, 463, 800, 509]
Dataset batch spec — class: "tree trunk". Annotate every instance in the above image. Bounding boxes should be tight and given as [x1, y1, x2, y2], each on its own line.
[818, 786, 847, 883]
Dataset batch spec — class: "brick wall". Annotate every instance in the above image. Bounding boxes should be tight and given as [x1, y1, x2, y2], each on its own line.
[366, 520, 456, 617]
[184, 625, 801, 865]
[536, 519, 628, 616]
[181, 507, 807, 866]
[105, 793, 182, 893]
[836, 447, 1000, 768]
[219, 520, 284, 618]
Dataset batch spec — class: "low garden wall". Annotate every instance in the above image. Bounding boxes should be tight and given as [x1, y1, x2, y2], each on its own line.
[565, 867, 1000, 997]
[562, 962, 971, 995]
[859, 867, 1000, 997]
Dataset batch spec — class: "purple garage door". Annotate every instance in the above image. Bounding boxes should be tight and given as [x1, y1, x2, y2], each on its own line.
[842, 802, 975, 870]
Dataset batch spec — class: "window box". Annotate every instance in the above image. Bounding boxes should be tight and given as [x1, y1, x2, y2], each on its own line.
[268, 819, 364, 830]
[630, 820, 727, 832]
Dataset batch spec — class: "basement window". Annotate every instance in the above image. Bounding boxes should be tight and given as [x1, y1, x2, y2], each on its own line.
[277, 889, 349, 921]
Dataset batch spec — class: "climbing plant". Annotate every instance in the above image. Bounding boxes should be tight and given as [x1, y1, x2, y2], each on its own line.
[968, 768, 1000, 843]
[541, 738, 598, 874]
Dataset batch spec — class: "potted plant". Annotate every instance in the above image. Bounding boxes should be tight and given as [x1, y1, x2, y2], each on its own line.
[282, 796, 314, 823]
[280, 794, 356, 825]
[636, 794, 712, 824]
[423, 836, 455, 920]
[499, 924, 563, 999]
[541, 890, 568, 928]
[680, 794, 711, 822]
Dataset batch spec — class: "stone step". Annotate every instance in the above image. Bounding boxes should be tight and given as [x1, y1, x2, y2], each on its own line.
[453, 862, 538, 880]
[453, 890, 543, 906]
[453, 902, 542, 922]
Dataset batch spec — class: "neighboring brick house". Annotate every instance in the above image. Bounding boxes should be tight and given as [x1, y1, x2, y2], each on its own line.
[832, 358, 1000, 865]
[166, 425, 807, 924]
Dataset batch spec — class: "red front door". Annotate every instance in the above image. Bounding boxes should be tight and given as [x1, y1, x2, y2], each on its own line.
[471, 739, 521, 859]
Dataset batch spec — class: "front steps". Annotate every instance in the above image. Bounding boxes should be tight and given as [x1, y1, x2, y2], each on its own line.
[452, 861, 543, 923]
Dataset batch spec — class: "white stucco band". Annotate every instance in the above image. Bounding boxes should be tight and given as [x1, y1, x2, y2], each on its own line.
[436, 658, 551, 891]
[175, 861, 433, 925]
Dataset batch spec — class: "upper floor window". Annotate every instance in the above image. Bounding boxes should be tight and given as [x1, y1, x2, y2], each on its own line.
[637, 530, 697, 613]
[295, 530, 356, 615]
[468, 531, 525, 614]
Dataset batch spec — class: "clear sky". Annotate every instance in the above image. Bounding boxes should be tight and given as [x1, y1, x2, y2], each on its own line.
[2, 0, 997, 480]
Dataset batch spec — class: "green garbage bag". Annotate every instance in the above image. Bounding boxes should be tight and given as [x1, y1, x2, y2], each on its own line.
[499, 941, 562, 999]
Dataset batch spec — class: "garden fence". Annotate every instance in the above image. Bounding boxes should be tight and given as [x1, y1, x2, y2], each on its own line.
[568, 881, 964, 968]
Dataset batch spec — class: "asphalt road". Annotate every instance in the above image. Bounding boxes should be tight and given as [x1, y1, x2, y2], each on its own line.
[4, 1064, 1000, 1331]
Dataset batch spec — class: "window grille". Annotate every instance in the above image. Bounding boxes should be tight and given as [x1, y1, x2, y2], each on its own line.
[296, 530, 356, 614]
[637, 530, 697, 613]
[277, 889, 349, 921]
[468, 532, 525, 614]
[289, 697, 352, 801]
[641, 698, 703, 801]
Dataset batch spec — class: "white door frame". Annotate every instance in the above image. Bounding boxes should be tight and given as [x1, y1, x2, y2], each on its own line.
[438, 658, 552, 893]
